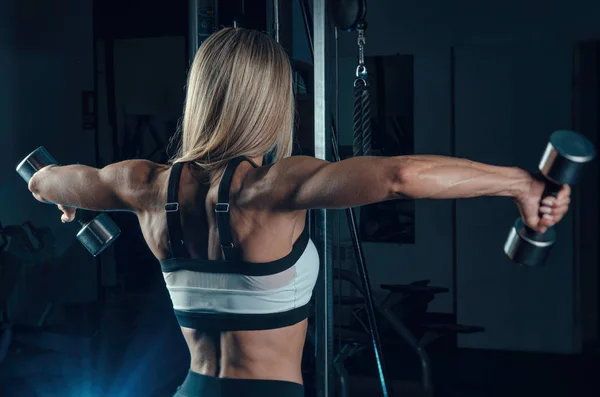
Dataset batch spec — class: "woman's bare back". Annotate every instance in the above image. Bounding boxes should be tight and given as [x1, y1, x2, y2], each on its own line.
[136, 161, 309, 384]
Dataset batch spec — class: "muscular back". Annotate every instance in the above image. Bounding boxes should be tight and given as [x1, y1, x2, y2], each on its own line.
[136, 161, 309, 383]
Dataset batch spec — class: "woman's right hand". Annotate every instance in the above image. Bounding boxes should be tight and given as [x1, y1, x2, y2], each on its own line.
[515, 175, 571, 233]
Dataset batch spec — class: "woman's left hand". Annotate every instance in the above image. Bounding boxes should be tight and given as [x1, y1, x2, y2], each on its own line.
[58, 204, 76, 223]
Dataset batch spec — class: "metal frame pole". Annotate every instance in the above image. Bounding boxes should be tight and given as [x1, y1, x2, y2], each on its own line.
[314, 1, 334, 396]
[273, 0, 280, 42]
[188, 0, 199, 60]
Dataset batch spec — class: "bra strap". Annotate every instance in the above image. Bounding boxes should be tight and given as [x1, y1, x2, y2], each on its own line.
[216, 157, 257, 260]
[165, 162, 188, 258]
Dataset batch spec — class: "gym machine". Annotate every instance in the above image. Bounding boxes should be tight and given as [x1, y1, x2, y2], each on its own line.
[311, 1, 392, 396]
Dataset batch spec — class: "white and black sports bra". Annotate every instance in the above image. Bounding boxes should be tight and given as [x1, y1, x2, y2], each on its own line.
[159, 157, 319, 331]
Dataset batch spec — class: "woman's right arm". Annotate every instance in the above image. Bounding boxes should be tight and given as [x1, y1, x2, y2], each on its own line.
[244, 155, 531, 209]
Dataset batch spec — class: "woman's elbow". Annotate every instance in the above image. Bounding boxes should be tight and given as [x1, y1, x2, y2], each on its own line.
[389, 158, 418, 199]
[28, 167, 53, 202]
[28, 174, 43, 201]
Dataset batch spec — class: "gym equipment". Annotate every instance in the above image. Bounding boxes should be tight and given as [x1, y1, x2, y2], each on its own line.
[353, 65, 372, 157]
[331, 0, 367, 31]
[16, 146, 121, 257]
[332, 0, 372, 157]
[504, 130, 596, 266]
[308, 1, 389, 396]
[336, 270, 484, 397]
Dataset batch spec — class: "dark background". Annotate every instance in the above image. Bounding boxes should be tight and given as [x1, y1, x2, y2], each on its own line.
[0, 0, 599, 396]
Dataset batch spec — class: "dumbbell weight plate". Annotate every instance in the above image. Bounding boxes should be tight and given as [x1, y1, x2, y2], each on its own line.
[539, 130, 596, 185]
[504, 218, 556, 267]
[16, 146, 122, 257]
[16, 146, 58, 184]
[76, 213, 121, 257]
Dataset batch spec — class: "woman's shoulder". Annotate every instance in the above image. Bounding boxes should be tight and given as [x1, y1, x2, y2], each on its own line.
[233, 155, 325, 212]
[113, 159, 170, 184]
[107, 160, 172, 209]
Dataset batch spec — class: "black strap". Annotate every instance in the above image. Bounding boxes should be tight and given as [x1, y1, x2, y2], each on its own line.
[216, 157, 257, 260]
[160, 226, 310, 275]
[166, 162, 188, 258]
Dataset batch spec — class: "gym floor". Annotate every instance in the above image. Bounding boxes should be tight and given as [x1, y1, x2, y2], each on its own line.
[1, 294, 599, 397]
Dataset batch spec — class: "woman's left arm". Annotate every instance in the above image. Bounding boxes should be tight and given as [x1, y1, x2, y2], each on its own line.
[28, 160, 160, 213]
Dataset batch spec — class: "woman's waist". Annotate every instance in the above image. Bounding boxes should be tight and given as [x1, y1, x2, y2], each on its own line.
[184, 323, 307, 382]
[188, 351, 304, 386]
[177, 369, 305, 397]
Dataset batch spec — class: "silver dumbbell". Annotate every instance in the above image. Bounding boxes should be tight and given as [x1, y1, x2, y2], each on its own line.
[16, 147, 121, 257]
[504, 130, 596, 266]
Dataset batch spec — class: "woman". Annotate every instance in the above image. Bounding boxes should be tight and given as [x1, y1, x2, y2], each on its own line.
[27, 28, 570, 397]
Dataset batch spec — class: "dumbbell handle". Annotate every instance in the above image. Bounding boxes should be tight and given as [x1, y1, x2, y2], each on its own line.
[522, 180, 562, 240]
[506, 130, 596, 266]
[75, 210, 99, 227]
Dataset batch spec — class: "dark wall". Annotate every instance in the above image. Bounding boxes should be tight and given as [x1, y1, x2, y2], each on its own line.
[95, 0, 187, 40]
[0, 0, 97, 302]
[573, 42, 600, 352]
[454, 41, 575, 352]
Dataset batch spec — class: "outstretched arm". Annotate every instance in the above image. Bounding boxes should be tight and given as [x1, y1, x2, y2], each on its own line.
[28, 160, 161, 213]
[241, 155, 569, 232]
[245, 155, 531, 208]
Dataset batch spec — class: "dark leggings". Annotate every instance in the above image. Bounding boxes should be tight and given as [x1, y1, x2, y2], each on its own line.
[173, 370, 305, 397]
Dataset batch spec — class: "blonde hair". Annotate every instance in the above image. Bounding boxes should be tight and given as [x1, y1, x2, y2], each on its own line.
[172, 27, 295, 170]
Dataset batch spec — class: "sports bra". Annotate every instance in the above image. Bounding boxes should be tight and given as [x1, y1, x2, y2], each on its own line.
[159, 157, 319, 331]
